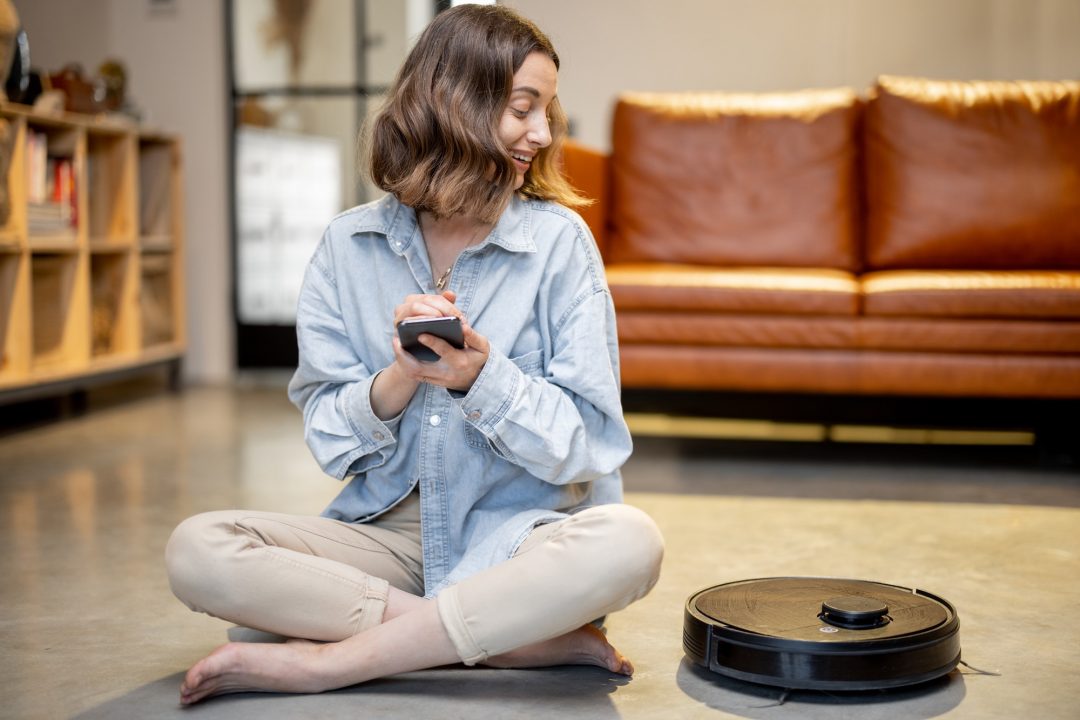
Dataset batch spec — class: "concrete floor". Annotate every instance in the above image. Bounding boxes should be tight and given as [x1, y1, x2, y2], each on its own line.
[1, 384, 1078, 719]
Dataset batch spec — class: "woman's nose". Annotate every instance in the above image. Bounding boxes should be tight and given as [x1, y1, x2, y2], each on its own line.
[528, 114, 552, 148]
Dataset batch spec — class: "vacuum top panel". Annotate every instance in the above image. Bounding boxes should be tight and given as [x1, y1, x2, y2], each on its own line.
[693, 577, 952, 644]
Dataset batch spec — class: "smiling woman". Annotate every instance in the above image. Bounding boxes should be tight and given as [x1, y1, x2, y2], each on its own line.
[164, 3, 663, 706]
[368, 4, 585, 223]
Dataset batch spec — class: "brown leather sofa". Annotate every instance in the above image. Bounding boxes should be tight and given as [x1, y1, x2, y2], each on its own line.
[563, 75, 1080, 400]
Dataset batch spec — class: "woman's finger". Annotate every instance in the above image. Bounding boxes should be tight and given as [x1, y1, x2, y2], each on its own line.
[461, 323, 490, 354]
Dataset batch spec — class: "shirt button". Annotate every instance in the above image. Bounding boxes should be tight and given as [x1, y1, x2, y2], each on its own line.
[468, 410, 482, 421]
[373, 431, 385, 441]
[429, 414, 441, 426]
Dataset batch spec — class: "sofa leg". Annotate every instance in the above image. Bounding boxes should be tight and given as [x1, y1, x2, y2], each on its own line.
[1035, 424, 1080, 467]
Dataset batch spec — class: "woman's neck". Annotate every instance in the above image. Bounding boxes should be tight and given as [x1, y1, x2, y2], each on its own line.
[418, 211, 490, 245]
[418, 211, 493, 290]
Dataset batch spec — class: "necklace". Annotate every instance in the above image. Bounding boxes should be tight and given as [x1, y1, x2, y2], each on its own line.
[435, 266, 453, 291]
[424, 217, 491, 292]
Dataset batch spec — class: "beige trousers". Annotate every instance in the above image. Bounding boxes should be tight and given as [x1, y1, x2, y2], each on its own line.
[166, 492, 664, 665]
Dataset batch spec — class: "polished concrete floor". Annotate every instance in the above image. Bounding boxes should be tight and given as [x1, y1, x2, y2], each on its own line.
[1, 383, 1078, 719]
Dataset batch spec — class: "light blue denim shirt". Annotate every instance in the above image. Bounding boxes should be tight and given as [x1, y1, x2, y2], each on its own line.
[287, 193, 631, 597]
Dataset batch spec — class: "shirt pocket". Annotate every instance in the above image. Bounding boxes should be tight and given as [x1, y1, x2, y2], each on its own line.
[464, 349, 544, 451]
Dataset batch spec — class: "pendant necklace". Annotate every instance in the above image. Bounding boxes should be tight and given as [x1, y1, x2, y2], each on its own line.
[435, 266, 453, 291]
[428, 220, 491, 292]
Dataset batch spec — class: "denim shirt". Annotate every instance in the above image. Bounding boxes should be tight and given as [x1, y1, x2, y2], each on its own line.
[287, 193, 631, 597]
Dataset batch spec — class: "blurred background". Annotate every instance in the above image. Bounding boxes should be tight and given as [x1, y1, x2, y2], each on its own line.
[7, 0, 1078, 385]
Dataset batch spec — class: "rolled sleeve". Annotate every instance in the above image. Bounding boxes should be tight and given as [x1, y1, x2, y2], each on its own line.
[344, 369, 403, 448]
[458, 349, 520, 435]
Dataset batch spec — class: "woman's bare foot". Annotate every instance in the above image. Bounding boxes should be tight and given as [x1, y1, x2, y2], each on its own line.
[180, 639, 332, 706]
[484, 624, 634, 675]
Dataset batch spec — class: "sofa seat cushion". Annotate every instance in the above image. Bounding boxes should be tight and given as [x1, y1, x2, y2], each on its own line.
[862, 270, 1080, 319]
[858, 318, 1080, 354]
[609, 89, 861, 270]
[618, 345, 1080, 398]
[865, 75, 1080, 269]
[607, 264, 859, 315]
[615, 312, 1080, 355]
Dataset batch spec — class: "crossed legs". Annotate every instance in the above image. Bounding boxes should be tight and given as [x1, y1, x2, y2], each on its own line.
[166, 502, 663, 704]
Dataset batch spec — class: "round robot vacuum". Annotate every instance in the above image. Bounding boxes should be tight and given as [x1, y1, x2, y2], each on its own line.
[683, 577, 961, 691]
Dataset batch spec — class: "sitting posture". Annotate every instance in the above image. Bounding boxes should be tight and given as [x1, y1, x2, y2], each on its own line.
[165, 4, 663, 706]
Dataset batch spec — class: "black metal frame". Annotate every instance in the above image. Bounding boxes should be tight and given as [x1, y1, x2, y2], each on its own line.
[225, 0, 413, 369]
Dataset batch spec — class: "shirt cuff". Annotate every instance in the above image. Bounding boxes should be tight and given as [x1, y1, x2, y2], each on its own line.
[457, 349, 520, 435]
[345, 369, 402, 451]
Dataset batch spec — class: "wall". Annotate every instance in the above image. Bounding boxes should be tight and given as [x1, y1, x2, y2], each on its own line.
[10, 0, 1080, 382]
[14, 0, 231, 384]
[506, 0, 1080, 150]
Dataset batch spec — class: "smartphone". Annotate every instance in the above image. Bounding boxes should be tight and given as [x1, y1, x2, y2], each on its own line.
[397, 316, 465, 362]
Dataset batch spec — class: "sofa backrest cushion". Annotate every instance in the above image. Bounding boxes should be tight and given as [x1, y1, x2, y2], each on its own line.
[609, 89, 861, 270]
[865, 75, 1080, 269]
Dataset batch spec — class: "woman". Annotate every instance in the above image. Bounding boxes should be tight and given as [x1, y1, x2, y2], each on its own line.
[166, 4, 663, 705]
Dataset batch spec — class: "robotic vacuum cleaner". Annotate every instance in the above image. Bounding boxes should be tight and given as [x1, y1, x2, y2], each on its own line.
[684, 577, 960, 690]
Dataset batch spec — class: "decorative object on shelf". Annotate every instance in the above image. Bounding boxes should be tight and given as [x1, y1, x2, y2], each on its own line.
[29, 84, 62, 114]
[48, 63, 99, 114]
[97, 58, 126, 112]
[0, 0, 17, 101]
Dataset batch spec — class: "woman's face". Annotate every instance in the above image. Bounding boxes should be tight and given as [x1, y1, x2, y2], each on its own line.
[498, 51, 557, 190]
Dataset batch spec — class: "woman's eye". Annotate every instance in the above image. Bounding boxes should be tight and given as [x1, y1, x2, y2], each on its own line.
[510, 107, 529, 118]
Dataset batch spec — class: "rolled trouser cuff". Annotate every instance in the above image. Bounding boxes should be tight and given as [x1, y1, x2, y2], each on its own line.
[354, 572, 391, 634]
[436, 584, 488, 665]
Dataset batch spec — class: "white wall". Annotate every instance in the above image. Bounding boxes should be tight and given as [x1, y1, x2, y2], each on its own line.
[506, 0, 1080, 150]
[15, 0, 232, 385]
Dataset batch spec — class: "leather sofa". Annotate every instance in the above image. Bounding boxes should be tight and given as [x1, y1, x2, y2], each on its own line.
[562, 76, 1080, 399]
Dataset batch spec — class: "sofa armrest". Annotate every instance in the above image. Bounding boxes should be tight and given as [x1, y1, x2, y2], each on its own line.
[560, 139, 610, 258]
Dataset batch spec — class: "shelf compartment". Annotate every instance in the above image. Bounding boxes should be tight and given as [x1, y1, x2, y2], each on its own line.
[138, 138, 177, 242]
[87, 129, 136, 248]
[24, 122, 82, 240]
[90, 250, 138, 357]
[140, 252, 176, 348]
[0, 252, 30, 380]
[30, 252, 88, 370]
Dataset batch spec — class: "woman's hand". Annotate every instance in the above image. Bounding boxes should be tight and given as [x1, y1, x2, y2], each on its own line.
[390, 290, 490, 393]
[393, 318, 490, 393]
[393, 290, 463, 326]
[371, 291, 465, 418]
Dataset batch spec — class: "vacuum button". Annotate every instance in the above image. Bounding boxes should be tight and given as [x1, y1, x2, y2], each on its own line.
[821, 596, 890, 629]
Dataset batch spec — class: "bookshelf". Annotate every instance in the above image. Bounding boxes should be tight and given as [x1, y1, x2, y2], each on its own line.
[0, 102, 184, 399]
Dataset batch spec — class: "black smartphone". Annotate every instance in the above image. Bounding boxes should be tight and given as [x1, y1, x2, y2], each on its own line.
[397, 316, 465, 362]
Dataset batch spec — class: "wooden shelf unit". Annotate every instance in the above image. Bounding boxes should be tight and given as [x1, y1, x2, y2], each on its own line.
[0, 103, 184, 397]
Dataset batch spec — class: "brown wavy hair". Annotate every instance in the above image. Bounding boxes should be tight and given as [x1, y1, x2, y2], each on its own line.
[367, 4, 587, 223]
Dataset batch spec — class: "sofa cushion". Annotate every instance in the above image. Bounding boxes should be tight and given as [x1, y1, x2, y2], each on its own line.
[862, 270, 1080, 319]
[618, 345, 1080, 397]
[609, 89, 861, 270]
[865, 75, 1080, 269]
[856, 318, 1080, 355]
[606, 264, 860, 315]
[616, 312, 1080, 355]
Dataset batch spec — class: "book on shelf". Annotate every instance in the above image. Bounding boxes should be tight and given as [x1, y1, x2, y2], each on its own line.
[25, 131, 78, 226]
[25, 130, 78, 234]
[28, 202, 72, 235]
